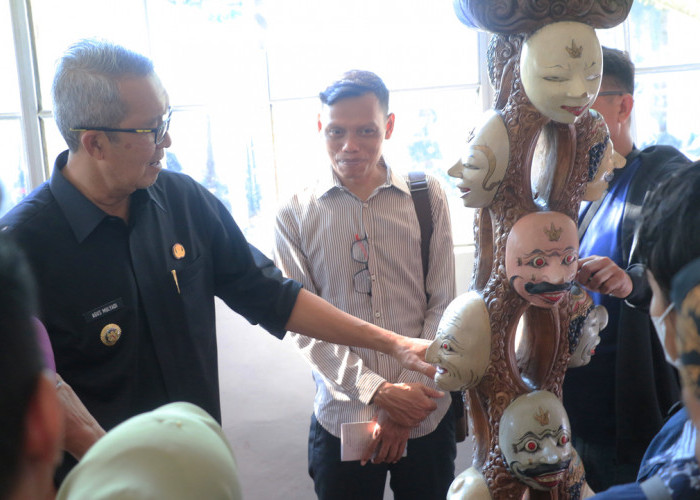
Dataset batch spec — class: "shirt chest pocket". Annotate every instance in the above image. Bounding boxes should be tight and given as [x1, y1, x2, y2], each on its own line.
[171, 255, 216, 337]
[172, 255, 213, 297]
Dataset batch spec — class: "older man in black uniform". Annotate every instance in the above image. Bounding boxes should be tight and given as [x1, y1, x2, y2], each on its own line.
[0, 39, 438, 482]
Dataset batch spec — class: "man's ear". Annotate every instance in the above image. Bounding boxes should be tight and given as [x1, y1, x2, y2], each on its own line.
[384, 113, 395, 139]
[619, 94, 634, 123]
[23, 372, 64, 467]
[317, 114, 323, 133]
[80, 131, 108, 160]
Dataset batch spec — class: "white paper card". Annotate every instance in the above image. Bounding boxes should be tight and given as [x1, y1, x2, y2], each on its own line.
[340, 421, 375, 461]
[340, 421, 407, 462]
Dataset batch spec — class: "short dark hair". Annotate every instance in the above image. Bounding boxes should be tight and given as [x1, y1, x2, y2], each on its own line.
[0, 233, 42, 498]
[637, 162, 700, 297]
[319, 70, 390, 115]
[601, 46, 635, 95]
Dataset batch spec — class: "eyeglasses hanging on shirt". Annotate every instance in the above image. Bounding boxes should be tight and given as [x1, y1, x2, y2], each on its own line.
[351, 234, 371, 297]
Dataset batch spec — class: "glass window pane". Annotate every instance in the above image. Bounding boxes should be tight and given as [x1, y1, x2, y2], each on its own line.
[264, 0, 479, 100]
[166, 107, 278, 251]
[31, 0, 276, 248]
[595, 25, 625, 50]
[271, 98, 330, 200]
[628, 2, 700, 67]
[0, 120, 30, 216]
[145, 0, 267, 106]
[634, 69, 700, 161]
[0, 2, 21, 111]
[389, 87, 481, 246]
[30, 0, 150, 112]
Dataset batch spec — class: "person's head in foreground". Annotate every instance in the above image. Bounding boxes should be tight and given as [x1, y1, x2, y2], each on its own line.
[56, 402, 242, 500]
[671, 257, 700, 464]
[637, 161, 700, 462]
[0, 233, 63, 500]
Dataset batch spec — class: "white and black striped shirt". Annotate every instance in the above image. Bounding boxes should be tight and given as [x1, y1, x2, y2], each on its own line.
[275, 163, 455, 438]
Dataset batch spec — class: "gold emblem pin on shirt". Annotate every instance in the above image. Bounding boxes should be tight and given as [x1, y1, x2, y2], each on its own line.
[100, 323, 122, 346]
[172, 243, 186, 259]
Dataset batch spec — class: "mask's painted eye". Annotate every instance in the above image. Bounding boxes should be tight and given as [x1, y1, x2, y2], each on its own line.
[559, 434, 569, 446]
[525, 440, 538, 452]
[563, 254, 576, 265]
[528, 256, 546, 268]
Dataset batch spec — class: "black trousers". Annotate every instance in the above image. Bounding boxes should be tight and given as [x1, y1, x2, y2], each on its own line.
[308, 411, 456, 500]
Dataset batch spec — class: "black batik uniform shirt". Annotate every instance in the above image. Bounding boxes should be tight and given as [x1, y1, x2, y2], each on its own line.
[1, 150, 300, 432]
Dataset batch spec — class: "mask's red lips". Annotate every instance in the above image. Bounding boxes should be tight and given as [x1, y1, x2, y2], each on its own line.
[560, 105, 587, 117]
[533, 469, 567, 489]
[540, 291, 566, 304]
[458, 187, 471, 198]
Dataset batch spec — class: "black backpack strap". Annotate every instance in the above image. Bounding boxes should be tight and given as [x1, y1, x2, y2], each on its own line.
[406, 171, 432, 284]
[406, 171, 466, 442]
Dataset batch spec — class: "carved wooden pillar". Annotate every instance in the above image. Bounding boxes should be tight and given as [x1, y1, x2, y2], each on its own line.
[450, 1, 633, 498]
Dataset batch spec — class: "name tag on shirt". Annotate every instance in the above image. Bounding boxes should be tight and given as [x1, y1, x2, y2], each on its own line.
[83, 298, 124, 323]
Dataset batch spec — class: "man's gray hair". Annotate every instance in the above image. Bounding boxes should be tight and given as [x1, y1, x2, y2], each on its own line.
[52, 39, 155, 152]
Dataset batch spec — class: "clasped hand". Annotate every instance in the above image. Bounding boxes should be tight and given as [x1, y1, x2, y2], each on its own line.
[360, 409, 411, 465]
[371, 382, 444, 427]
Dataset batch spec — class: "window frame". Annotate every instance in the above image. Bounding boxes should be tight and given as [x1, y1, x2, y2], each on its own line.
[10, 0, 47, 187]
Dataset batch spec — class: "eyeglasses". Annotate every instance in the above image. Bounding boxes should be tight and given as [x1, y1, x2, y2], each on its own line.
[351, 234, 371, 296]
[70, 108, 172, 145]
[597, 91, 626, 97]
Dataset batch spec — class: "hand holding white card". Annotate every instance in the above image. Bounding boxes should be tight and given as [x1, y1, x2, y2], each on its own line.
[340, 421, 407, 462]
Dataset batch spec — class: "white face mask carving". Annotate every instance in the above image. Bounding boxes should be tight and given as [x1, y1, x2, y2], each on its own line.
[447, 111, 510, 208]
[499, 391, 573, 491]
[426, 291, 491, 391]
[520, 21, 603, 124]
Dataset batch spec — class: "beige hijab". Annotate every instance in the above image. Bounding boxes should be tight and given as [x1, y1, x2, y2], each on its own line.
[56, 402, 242, 499]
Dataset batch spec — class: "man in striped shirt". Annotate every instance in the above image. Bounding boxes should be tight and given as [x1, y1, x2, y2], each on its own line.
[275, 70, 457, 500]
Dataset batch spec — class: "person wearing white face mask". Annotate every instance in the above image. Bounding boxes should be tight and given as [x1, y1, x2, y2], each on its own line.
[670, 258, 700, 469]
[650, 302, 680, 369]
[588, 161, 700, 499]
